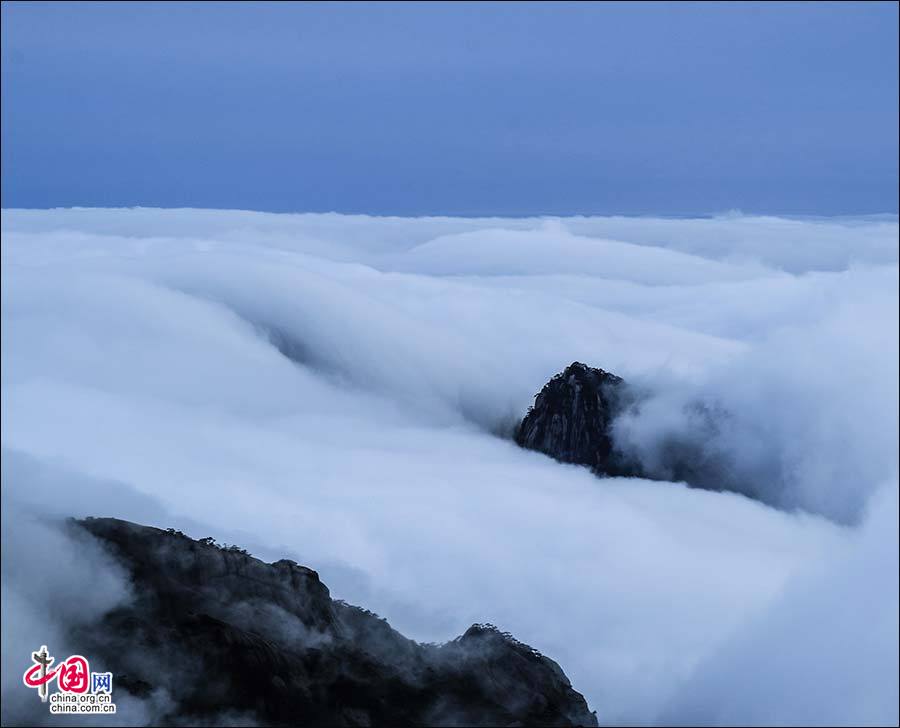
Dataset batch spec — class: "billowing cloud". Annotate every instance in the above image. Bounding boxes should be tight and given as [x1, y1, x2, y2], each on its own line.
[1, 208, 897, 725]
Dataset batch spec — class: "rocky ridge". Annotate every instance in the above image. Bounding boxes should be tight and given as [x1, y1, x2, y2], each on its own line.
[73, 517, 599, 727]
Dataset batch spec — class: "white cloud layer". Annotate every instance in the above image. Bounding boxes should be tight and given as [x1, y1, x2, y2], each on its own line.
[1, 208, 897, 725]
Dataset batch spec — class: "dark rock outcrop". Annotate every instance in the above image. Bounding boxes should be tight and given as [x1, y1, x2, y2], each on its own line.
[73, 517, 598, 727]
[515, 362, 637, 477]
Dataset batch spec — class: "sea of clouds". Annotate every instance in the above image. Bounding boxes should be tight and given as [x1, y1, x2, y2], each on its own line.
[1, 208, 898, 726]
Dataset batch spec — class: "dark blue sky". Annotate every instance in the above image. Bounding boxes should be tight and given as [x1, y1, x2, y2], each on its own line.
[2, 1, 898, 216]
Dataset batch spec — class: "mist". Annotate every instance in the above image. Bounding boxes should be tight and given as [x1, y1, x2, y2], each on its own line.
[1, 208, 897, 726]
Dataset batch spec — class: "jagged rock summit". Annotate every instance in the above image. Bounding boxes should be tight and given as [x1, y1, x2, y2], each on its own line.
[515, 361, 635, 476]
[73, 517, 598, 727]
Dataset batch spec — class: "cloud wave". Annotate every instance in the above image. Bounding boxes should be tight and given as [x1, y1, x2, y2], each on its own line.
[2, 208, 897, 725]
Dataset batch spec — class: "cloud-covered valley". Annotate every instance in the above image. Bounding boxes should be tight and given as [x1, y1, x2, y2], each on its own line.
[2, 208, 897, 725]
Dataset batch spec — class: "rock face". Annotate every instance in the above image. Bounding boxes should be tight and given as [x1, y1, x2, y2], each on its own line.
[74, 517, 598, 727]
[515, 362, 635, 476]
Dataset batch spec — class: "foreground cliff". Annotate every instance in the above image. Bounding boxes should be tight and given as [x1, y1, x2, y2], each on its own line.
[73, 517, 598, 727]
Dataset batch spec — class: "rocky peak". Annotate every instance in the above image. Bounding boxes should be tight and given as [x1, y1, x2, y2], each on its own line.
[515, 361, 636, 476]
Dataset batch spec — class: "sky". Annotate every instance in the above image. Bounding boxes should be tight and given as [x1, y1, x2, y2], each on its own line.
[2, 1, 898, 216]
